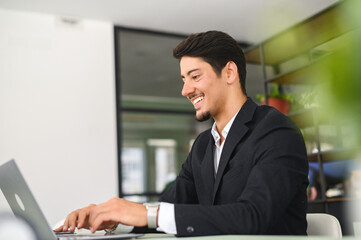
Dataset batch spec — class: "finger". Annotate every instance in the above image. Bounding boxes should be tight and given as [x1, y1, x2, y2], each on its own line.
[69, 224, 76, 232]
[88, 207, 101, 232]
[72, 204, 95, 230]
[54, 225, 64, 232]
[91, 212, 112, 233]
[67, 212, 79, 232]
[77, 208, 89, 229]
[88, 205, 111, 232]
[62, 216, 70, 232]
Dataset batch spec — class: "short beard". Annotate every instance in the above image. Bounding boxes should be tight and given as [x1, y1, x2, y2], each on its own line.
[196, 111, 211, 122]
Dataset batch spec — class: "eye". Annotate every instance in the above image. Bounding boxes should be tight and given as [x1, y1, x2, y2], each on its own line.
[192, 75, 200, 81]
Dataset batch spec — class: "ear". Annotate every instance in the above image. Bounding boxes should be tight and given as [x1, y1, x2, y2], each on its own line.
[224, 61, 238, 85]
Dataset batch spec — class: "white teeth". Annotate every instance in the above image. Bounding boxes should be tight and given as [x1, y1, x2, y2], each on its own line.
[193, 96, 204, 104]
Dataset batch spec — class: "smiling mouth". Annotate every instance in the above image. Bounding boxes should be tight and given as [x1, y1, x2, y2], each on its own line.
[192, 95, 204, 109]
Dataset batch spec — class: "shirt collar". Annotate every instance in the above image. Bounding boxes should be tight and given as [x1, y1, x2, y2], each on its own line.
[211, 110, 239, 145]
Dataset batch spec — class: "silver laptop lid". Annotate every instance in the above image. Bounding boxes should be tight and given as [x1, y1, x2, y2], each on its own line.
[0, 159, 57, 240]
[0, 160, 143, 240]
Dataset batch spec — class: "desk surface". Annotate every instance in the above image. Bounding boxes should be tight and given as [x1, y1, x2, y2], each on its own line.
[139, 233, 357, 240]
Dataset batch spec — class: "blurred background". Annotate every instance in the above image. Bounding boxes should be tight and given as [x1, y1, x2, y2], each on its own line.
[0, 0, 360, 236]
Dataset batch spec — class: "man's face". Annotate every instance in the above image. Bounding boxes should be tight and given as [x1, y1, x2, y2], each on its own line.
[180, 56, 227, 122]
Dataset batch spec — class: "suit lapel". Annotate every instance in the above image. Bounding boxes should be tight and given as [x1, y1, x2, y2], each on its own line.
[201, 137, 215, 204]
[212, 98, 257, 203]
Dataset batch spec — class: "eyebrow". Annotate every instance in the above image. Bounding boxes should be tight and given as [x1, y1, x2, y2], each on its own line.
[181, 68, 200, 78]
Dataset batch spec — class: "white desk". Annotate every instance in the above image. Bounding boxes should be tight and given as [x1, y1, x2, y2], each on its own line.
[139, 233, 358, 240]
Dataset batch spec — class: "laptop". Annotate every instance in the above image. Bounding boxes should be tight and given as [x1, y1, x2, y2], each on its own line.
[0, 159, 143, 240]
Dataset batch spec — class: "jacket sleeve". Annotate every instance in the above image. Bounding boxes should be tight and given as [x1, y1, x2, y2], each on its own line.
[173, 113, 309, 236]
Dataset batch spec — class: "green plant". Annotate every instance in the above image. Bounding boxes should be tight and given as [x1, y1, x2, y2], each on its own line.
[256, 84, 294, 103]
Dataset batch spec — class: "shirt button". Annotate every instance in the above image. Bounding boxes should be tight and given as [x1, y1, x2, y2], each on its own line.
[186, 226, 194, 233]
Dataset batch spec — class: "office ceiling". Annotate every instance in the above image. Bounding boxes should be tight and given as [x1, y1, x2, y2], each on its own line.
[0, 0, 338, 44]
[0, 0, 339, 102]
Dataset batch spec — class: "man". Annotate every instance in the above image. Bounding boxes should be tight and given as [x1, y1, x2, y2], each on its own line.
[55, 31, 309, 236]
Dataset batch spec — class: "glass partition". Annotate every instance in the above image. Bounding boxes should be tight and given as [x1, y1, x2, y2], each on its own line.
[115, 28, 212, 201]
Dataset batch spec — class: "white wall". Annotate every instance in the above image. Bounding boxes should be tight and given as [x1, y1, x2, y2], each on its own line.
[0, 9, 117, 227]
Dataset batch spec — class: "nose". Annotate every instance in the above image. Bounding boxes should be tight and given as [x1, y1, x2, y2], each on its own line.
[181, 80, 195, 97]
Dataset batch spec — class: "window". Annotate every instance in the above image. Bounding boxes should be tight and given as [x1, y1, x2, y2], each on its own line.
[115, 27, 211, 201]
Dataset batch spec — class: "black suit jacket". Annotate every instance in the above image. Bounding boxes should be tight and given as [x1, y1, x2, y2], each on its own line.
[159, 98, 309, 236]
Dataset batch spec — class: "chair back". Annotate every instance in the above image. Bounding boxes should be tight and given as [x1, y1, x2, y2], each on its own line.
[307, 213, 342, 238]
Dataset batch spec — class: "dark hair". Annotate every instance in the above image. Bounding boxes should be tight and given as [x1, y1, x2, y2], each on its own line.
[173, 31, 247, 95]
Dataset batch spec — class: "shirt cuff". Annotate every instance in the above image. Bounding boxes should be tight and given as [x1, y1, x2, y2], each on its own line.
[157, 202, 177, 234]
[112, 223, 134, 234]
